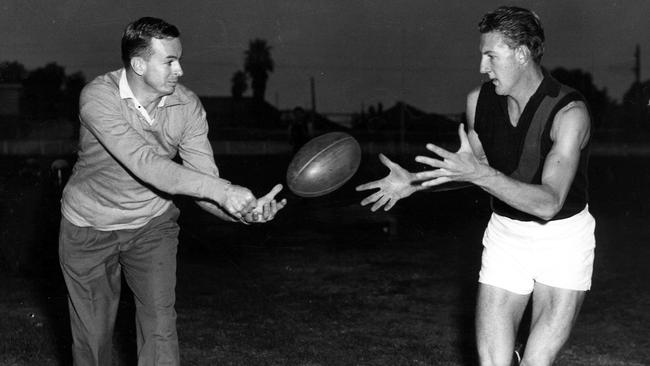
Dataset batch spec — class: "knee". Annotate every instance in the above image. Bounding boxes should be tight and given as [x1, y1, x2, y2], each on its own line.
[137, 305, 177, 334]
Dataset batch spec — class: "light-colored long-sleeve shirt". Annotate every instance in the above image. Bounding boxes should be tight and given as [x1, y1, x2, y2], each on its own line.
[61, 69, 230, 230]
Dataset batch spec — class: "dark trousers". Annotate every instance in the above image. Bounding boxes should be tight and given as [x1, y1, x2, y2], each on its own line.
[59, 206, 181, 366]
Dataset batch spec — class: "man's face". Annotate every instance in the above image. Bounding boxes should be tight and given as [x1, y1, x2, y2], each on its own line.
[479, 31, 521, 95]
[142, 37, 183, 96]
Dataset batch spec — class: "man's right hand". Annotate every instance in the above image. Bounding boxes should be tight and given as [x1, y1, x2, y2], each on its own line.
[220, 184, 257, 219]
[355, 153, 423, 212]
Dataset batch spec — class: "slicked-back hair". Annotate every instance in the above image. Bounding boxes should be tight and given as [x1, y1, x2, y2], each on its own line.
[121, 17, 180, 69]
[478, 6, 545, 64]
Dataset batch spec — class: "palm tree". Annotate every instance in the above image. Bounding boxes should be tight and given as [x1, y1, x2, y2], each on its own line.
[244, 39, 274, 104]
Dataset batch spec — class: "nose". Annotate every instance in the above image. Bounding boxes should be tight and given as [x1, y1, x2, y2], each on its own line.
[173, 61, 183, 77]
[479, 56, 489, 74]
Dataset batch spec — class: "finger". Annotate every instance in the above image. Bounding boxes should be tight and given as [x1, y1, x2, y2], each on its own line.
[268, 200, 278, 219]
[415, 155, 446, 168]
[262, 184, 283, 201]
[384, 198, 396, 211]
[234, 208, 246, 219]
[414, 168, 449, 180]
[421, 176, 453, 187]
[360, 191, 382, 206]
[276, 198, 287, 210]
[240, 200, 256, 216]
[356, 181, 380, 191]
[378, 153, 397, 168]
[260, 200, 277, 222]
[246, 195, 258, 211]
[457, 123, 471, 150]
[425, 143, 455, 159]
[230, 208, 243, 220]
[262, 201, 270, 219]
[371, 195, 391, 212]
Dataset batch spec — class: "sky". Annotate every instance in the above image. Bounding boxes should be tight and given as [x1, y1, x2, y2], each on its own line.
[1, 0, 649, 115]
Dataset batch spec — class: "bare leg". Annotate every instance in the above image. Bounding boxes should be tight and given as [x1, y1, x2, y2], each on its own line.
[520, 283, 585, 366]
[476, 283, 530, 366]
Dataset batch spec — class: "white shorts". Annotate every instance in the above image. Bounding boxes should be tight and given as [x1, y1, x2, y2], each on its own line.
[478, 206, 596, 295]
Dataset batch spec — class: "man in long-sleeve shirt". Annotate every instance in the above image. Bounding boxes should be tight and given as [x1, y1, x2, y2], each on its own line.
[58, 17, 286, 366]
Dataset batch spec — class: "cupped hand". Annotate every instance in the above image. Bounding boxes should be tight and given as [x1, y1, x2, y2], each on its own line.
[243, 184, 287, 223]
[222, 184, 257, 219]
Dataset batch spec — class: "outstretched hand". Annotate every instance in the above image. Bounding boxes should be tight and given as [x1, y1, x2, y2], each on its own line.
[243, 184, 287, 223]
[414, 123, 485, 186]
[356, 153, 423, 212]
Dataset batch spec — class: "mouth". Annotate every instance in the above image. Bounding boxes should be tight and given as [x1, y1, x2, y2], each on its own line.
[483, 74, 496, 85]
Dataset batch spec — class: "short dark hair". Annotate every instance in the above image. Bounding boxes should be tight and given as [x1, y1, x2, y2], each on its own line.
[478, 6, 545, 64]
[121, 17, 180, 69]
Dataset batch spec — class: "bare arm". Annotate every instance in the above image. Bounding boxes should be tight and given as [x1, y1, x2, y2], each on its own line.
[415, 94, 590, 221]
[475, 101, 589, 219]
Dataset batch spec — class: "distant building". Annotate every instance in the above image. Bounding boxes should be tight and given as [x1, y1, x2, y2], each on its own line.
[0, 83, 22, 116]
[199, 96, 281, 129]
[199, 96, 348, 142]
[357, 101, 460, 142]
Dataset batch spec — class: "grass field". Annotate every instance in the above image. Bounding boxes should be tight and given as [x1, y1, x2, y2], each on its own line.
[0, 153, 649, 365]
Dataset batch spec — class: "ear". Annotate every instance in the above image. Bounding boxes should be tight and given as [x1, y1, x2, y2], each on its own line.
[515, 46, 530, 65]
[130, 57, 146, 76]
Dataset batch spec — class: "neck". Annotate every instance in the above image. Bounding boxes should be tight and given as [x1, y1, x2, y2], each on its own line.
[508, 65, 544, 110]
[125, 70, 162, 109]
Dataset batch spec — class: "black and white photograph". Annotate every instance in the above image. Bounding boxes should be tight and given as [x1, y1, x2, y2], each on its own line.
[1, 1, 649, 365]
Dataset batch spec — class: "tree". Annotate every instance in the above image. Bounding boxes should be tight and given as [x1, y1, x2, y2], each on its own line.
[244, 39, 274, 104]
[0, 61, 27, 83]
[230, 70, 248, 100]
[63, 71, 86, 137]
[21, 62, 67, 119]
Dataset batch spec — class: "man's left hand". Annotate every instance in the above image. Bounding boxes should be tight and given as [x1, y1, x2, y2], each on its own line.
[242, 184, 287, 224]
[414, 123, 487, 186]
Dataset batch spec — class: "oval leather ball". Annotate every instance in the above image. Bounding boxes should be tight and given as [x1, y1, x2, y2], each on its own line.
[286, 132, 361, 197]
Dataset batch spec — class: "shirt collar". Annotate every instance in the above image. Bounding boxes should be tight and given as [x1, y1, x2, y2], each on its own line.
[535, 67, 561, 98]
[119, 69, 167, 108]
